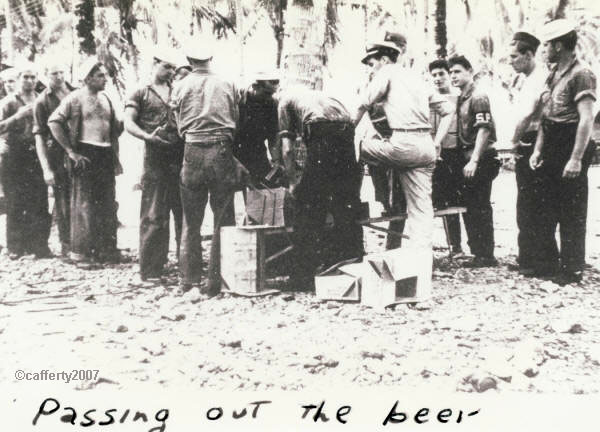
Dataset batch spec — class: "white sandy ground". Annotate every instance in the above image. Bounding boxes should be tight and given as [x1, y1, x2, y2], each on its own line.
[0, 168, 599, 394]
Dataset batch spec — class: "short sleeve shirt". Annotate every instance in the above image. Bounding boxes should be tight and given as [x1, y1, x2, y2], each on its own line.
[456, 82, 496, 149]
[510, 65, 546, 133]
[359, 63, 431, 130]
[32, 83, 76, 140]
[125, 85, 180, 144]
[429, 91, 458, 149]
[540, 57, 596, 124]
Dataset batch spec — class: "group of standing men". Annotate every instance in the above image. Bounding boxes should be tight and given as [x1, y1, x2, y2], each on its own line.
[0, 16, 596, 291]
[356, 18, 596, 287]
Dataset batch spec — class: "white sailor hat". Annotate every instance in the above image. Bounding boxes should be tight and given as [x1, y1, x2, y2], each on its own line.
[185, 45, 213, 62]
[254, 69, 280, 82]
[361, 41, 400, 64]
[79, 57, 103, 81]
[0, 67, 17, 80]
[153, 48, 180, 66]
[540, 19, 576, 42]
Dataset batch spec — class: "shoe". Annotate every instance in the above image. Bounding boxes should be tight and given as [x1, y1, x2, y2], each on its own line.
[552, 271, 583, 286]
[462, 256, 498, 268]
[34, 247, 53, 259]
[518, 267, 536, 277]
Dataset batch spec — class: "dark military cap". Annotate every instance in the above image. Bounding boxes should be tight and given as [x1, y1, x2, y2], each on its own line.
[384, 31, 407, 49]
[513, 31, 541, 51]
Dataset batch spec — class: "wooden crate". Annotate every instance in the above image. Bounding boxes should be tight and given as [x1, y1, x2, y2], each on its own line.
[220, 225, 289, 296]
[361, 248, 432, 310]
[315, 258, 363, 302]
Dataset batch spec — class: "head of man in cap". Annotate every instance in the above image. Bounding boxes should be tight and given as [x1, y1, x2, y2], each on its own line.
[185, 45, 213, 70]
[510, 31, 540, 75]
[540, 19, 577, 64]
[151, 49, 178, 85]
[80, 59, 108, 92]
[361, 41, 400, 80]
[251, 70, 280, 98]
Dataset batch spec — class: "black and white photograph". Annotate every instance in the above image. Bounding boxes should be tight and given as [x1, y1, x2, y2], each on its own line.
[1, 0, 600, 430]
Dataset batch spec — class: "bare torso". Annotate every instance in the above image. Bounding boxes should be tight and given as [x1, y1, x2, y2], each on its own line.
[80, 92, 112, 146]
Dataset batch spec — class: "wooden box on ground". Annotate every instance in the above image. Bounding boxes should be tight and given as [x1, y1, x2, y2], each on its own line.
[361, 248, 432, 310]
[315, 258, 364, 301]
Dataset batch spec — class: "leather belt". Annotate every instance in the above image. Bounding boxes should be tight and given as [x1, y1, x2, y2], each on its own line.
[392, 127, 431, 133]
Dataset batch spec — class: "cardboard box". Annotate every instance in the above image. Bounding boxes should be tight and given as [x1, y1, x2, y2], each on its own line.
[315, 258, 363, 301]
[246, 187, 287, 227]
[361, 248, 432, 309]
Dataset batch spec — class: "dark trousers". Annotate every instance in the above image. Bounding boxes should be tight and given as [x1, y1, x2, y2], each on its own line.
[179, 140, 236, 292]
[48, 144, 71, 252]
[1, 146, 51, 255]
[139, 151, 183, 278]
[433, 147, 463, 251]
[537, 121, 594, 273]
[461, 148, 500, 258]
[70, 143, 117, 260]
[514, 139, 548, 270]
[290, 121, 364, 284]
[369, 165, 406, 250]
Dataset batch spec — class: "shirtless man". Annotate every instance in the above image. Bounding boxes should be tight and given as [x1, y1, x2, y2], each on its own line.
[49, 60, 123, 265]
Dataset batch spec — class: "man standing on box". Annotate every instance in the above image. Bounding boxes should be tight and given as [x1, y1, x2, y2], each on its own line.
[360, 35, 407, 250]
[32, 63, 76, 258]
[171, 46, 243, 295]
[124, 50, 183, 281]
[530, 20, 597, 285]
[235, 71, 283, 186]
[48, 60, 123, 266]
[278, 87, 364, 291]
[507, 31, 549, 276]
[447, 55, 501, 268]
[0, 63, 52, 259]
[355, 41, 436, 252]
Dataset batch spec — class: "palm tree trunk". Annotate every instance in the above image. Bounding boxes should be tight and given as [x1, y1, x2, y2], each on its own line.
[434, 0, 447, 58]
[281, 0, 328, 90]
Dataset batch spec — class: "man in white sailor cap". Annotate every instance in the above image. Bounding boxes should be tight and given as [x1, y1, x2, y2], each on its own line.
[171, 43, 242, 296]
[529, 19, 597, 285]
[49, 58, 124, 266]
[124, 48, 184, 281]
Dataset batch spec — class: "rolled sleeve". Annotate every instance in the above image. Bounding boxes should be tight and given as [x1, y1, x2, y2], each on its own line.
[571, 70, 597, 103]
[32, 98, 48, 136]
[124, 88, 143, 111]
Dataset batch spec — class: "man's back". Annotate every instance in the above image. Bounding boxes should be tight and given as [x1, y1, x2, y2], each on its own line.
[172, 69, 238, 142]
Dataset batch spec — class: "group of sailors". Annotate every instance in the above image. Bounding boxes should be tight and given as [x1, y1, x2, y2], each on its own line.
[0, 17, 595, 294]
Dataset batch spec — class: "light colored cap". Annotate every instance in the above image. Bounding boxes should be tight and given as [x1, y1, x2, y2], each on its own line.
[0, 67, 17, 80]
[540, 19, 576, 42]
[254, 69, 280, 82]
[185, 45, 213, 62]
[153, 48, 180, 66]
[79, 57, 103, 81]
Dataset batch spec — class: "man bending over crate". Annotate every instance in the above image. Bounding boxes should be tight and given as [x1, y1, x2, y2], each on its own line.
[277, 86, 364, 291]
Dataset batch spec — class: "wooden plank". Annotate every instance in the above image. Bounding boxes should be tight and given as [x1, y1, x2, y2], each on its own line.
[265, 245, 294, 265]
[364, 224, 409, 239]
